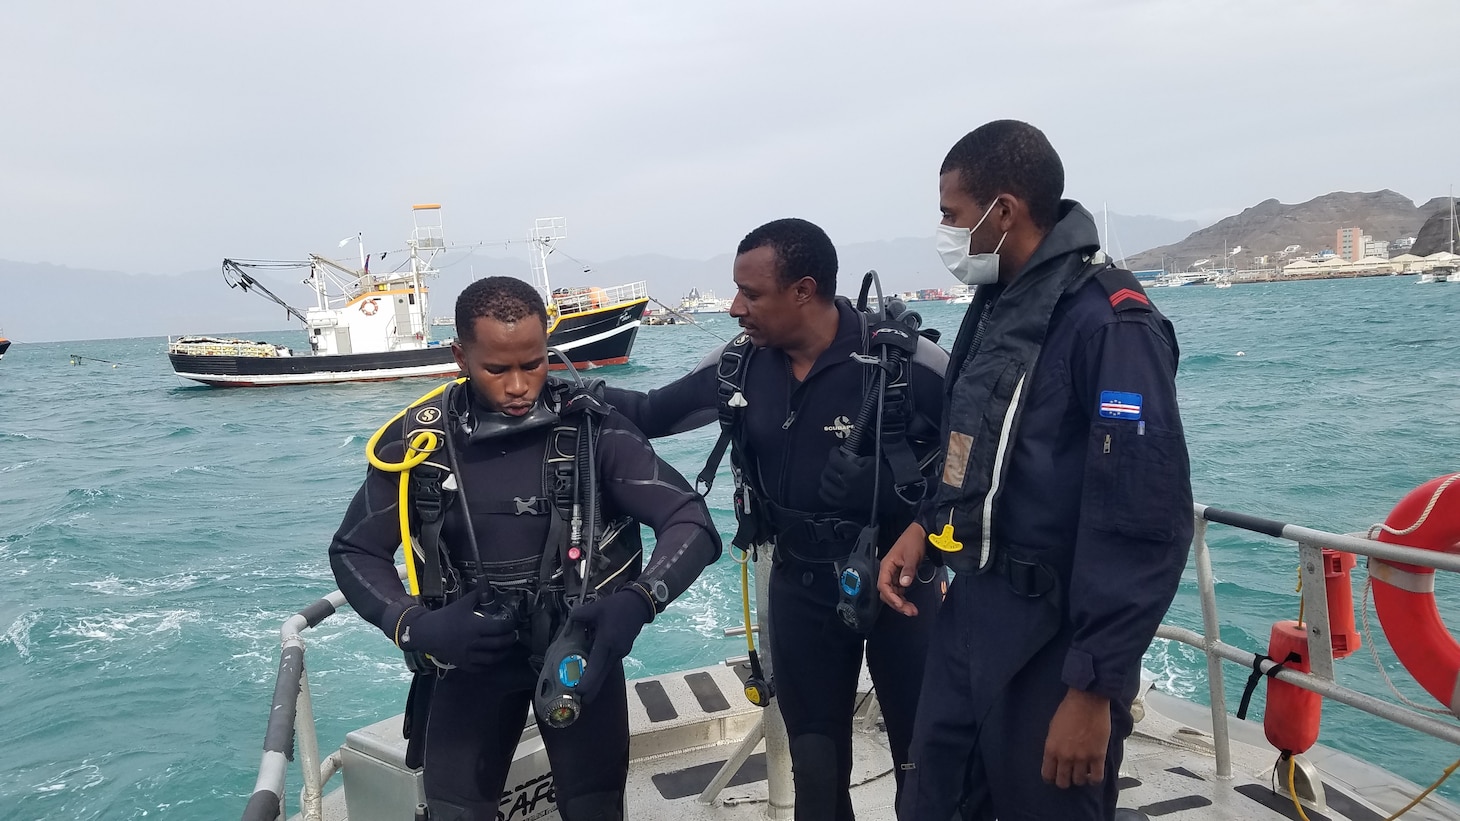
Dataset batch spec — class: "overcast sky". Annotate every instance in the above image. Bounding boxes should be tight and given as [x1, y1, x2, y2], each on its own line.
[3, 1, 1455, 276]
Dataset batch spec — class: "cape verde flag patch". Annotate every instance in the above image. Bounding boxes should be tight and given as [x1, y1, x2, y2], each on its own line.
[1098, 391, 1143, 420]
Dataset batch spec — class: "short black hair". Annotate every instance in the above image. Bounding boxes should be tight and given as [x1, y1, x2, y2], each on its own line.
[736, 218, 837, 300]
[455, 276, 549, 341]
[941, 120, 1064, 231]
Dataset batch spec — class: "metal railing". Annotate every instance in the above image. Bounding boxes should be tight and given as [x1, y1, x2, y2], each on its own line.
[552, 281, 649, 316]
[1161, 503, 1460, 782]
[241, 569, 409, 821]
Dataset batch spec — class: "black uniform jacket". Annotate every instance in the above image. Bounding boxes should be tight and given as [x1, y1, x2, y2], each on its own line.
[924, 202, 1193, 704]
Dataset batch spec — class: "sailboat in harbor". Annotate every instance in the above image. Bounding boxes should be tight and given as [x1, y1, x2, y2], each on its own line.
[1439, 188, 1459, 283]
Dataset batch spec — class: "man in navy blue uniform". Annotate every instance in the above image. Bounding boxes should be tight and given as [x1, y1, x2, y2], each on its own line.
[605, 218, 948, 820]
[878, 120, 1192, 820]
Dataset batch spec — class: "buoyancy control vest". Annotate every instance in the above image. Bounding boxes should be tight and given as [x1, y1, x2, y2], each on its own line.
[927, 254, 1159, 579]
[697, 291, 939, 561]
[400, 378, 644, 657]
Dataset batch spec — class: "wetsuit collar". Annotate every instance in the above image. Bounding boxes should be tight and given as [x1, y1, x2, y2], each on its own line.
[788, 297, 865, 386]
[457, 383, 561, 445]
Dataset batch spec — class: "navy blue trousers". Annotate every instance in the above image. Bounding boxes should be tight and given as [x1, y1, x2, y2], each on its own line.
[897, 577, 1134, 821]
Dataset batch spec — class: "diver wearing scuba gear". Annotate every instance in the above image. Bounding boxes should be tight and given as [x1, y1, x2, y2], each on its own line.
[329, 277, 720, 821]
[602, 220, 948, 821]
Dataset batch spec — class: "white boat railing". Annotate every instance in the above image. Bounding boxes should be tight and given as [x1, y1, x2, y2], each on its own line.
[553, 281, 648, 316]
[1165, 503, 1460, 786]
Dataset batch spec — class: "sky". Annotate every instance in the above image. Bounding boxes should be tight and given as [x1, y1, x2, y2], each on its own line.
[2, 1, 1456, 277]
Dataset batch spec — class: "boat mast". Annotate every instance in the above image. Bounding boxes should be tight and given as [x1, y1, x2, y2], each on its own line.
[529, 217, 567, 301]
[410, 204, 445, 335]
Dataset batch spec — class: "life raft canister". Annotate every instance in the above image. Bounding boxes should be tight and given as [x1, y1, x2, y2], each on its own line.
[1264, 620, 1322, 755]
[1371, 473, 1460, 715]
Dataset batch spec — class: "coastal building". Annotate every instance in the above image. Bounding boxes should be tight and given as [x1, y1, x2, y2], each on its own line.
[1336, 226, 1363, 261]
[1364, 237, 1390, 259]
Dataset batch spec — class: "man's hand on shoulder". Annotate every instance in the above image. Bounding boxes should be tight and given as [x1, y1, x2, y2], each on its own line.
[1041, 687, 1112, 789]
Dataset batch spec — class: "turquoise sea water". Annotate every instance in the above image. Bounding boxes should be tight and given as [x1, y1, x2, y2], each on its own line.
[3, 275, 1460, 819]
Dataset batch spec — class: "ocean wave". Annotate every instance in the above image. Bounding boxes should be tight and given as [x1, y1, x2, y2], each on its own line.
[3, 610, 41, 660]
[72, 573, 202, 597]
[29, 763, 105, 796]
[1143, 638, 1205, 701]
[53, 609, 197, 642]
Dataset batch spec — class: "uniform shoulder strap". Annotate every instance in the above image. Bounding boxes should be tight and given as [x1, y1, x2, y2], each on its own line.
[1094, 264, 1153, 314]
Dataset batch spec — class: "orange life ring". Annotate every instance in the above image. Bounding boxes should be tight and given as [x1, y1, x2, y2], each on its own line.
[360, 299, 379, 316]
[1371, 473, 1460, 714]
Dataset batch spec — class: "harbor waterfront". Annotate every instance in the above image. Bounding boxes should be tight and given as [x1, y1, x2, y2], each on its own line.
[3, 275, 1460, 819]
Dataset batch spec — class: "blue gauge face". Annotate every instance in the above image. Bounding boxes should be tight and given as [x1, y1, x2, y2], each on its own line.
[560, 655, 585, 687]
[840, 568, 862, 596]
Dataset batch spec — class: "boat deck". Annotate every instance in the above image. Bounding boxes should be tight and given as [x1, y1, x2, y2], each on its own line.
[297, 662, 1458, 821]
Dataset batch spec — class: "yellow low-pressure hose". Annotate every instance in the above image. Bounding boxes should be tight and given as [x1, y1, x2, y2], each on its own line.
[1384, 757, 1460, 820]
[740, 555, 755, 655]
[365, 378, 464, 595]
[1286, 756, 1313, 821]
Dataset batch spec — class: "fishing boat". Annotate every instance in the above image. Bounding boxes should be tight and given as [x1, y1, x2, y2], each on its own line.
[0, 330, 10, 360]
[168, 210, 648, 387]
[241, 498, 1460, 821]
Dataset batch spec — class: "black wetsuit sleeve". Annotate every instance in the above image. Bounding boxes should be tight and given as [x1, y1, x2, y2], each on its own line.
[1064, 316, 1193, 701]
[594, 409, 722, 607]
[602, 345, 725, 438]
[328, 424, 417, 642]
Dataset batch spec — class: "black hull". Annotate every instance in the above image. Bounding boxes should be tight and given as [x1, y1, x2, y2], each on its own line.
[169, 300, 647, 386]
[0, 339, 9, 360]
[169, 346, 460, 387]
[546, 299, 646, 368]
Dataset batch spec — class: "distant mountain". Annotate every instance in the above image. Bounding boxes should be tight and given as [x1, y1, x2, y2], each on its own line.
[1126, 191, 1448, 272]
[0, 260, 308, 343]
[0, 210, 1301, 343]
[1411, 198, 1459, 256]
[1, 239, 952, 343]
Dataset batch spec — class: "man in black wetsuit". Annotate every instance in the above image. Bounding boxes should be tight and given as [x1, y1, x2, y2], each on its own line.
[604, 218, 948, 820]
[330, 276, 721, 821]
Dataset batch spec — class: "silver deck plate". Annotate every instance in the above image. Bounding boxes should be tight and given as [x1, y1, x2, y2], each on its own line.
[304, 663, 1460, 821]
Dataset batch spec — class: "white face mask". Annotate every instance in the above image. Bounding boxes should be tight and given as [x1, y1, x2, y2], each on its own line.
[936, 202, 1007, 286]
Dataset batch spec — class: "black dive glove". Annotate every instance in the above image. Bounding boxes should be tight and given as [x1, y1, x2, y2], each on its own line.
[818, 448, 906, 513]
[396, 589, 518, 672]
[565, 588, 655, 704]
